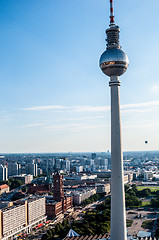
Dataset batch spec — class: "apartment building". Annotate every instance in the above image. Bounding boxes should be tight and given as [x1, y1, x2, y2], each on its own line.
[27, 197, 45, 224]
[1, 202, 27, 238]
[0, 197, 46, 240]
[72, 188, 96, 205]
[96, 183, 110, 194]
[13, 174, 33, 184]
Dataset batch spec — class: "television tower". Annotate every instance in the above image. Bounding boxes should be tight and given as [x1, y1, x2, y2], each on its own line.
[99, 1, 129, 240]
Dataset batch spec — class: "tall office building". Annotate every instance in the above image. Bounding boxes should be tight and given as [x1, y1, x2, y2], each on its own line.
[100, 159, 108, 170]
[61, 159, 70, 172]
[8, 162, 21, 177]
[25, 163, 37, 177]
[54, 159, 61, 171]
[99, 1, 129, 240]
[85, 159, 94, 166]
[0, 165, 8, 181]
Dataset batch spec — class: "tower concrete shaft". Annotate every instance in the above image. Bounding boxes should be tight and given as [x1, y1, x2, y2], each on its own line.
[109, 76, 127, 240]
[99, 1, 129, 239]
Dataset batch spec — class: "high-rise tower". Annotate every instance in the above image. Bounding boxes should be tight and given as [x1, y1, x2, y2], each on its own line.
[99, 1, 129, 240]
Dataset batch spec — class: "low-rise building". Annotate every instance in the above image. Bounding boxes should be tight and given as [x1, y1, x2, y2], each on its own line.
[124, 174, 133, 184]
[12, 174, 33, 184]
[144, 171, 153, 181]
[96, 183, 110, 194]
[65, 174, 97, 181]
[46, 198, 63, 219]
[0, 184, 9, 195]
[72, 188, 96, 205]
[0, 202, 13, 210]
[45, 195, 73, 219]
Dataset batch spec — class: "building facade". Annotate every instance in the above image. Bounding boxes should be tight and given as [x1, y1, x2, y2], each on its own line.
[25, 163, 37, 177]
[72, 188, 96, 205]
[13, 174, 33, 184]
[8, 162, 21, 177]
[0, 197, 46, 240]
[46, 173, 73, 219]
[0, 166, 8, 182]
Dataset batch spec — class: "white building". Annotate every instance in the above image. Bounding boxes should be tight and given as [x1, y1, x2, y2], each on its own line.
[76, 166, 83, 173]
[144, 171, 153, 181]
[72, 188, 96, 205]
[0, 197, 46, 240]
[25, 163, 37, 177]
[0, 165, 8, 181]
[96, 183, 110, 194]
[61, 160, 70, 172]
[27, 197, 46, 224]
[13, 174, 33, 184]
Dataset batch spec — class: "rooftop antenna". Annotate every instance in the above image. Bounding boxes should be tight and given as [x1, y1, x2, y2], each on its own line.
[110, 0, 115, 25]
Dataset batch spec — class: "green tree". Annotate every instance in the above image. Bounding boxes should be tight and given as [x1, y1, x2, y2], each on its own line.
[137, 189, 151, 198]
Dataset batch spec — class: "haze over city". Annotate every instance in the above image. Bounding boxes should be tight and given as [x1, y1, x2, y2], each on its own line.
[0, 0, 159, 153]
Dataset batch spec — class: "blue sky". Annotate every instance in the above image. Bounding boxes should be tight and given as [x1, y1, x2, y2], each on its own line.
[0, 0, 159, 153]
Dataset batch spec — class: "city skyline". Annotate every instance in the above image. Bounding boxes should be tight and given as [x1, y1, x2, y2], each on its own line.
[0, 0, 159, 153]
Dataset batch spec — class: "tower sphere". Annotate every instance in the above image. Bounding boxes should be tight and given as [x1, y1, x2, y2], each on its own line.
[99, 48, 129, 77]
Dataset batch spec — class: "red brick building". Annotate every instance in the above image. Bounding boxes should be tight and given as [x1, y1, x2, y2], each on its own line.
[46, 200, 63, 219]
[28, 184, 51, 195]
[53, 173, 64, 201]
[46, 173, 73, 219]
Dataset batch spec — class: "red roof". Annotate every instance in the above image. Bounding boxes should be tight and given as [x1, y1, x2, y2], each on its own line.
[0, 184, 9, 190]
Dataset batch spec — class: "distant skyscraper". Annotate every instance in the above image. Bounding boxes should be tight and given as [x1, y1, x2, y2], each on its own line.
[99, 1, 129, 240]
[26, 163, 37, 176]
[85, 159, 94, 166]
[100, 159, 108, 170]
[54, 159, 61, 171]
[0, 165, 8, 181]
[8, 162, 21, 177]
[61, 159, 70, 172]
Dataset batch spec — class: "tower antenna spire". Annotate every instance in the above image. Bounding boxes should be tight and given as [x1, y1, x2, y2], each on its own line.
[110, 0, 115, 25]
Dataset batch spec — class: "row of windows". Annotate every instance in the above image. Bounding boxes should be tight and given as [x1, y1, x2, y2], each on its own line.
[101, 61, 127, 66]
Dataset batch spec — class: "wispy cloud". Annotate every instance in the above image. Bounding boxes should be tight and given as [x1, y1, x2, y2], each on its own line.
[43, 123, 108, 131]
[123, 122, 159, 129]
[23, 105, 110, 112]
[18, 123, 48, 129]
[0, 113, 13, 122]
[121, 101, 159, 109]
[22, 100, 159, 113]
[24, 105, 69, 111]
[24, 123, 47, 128]
[150, 85, 159, 94]
[121, 108, 153, 114]
[57, 115, 105, 121]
